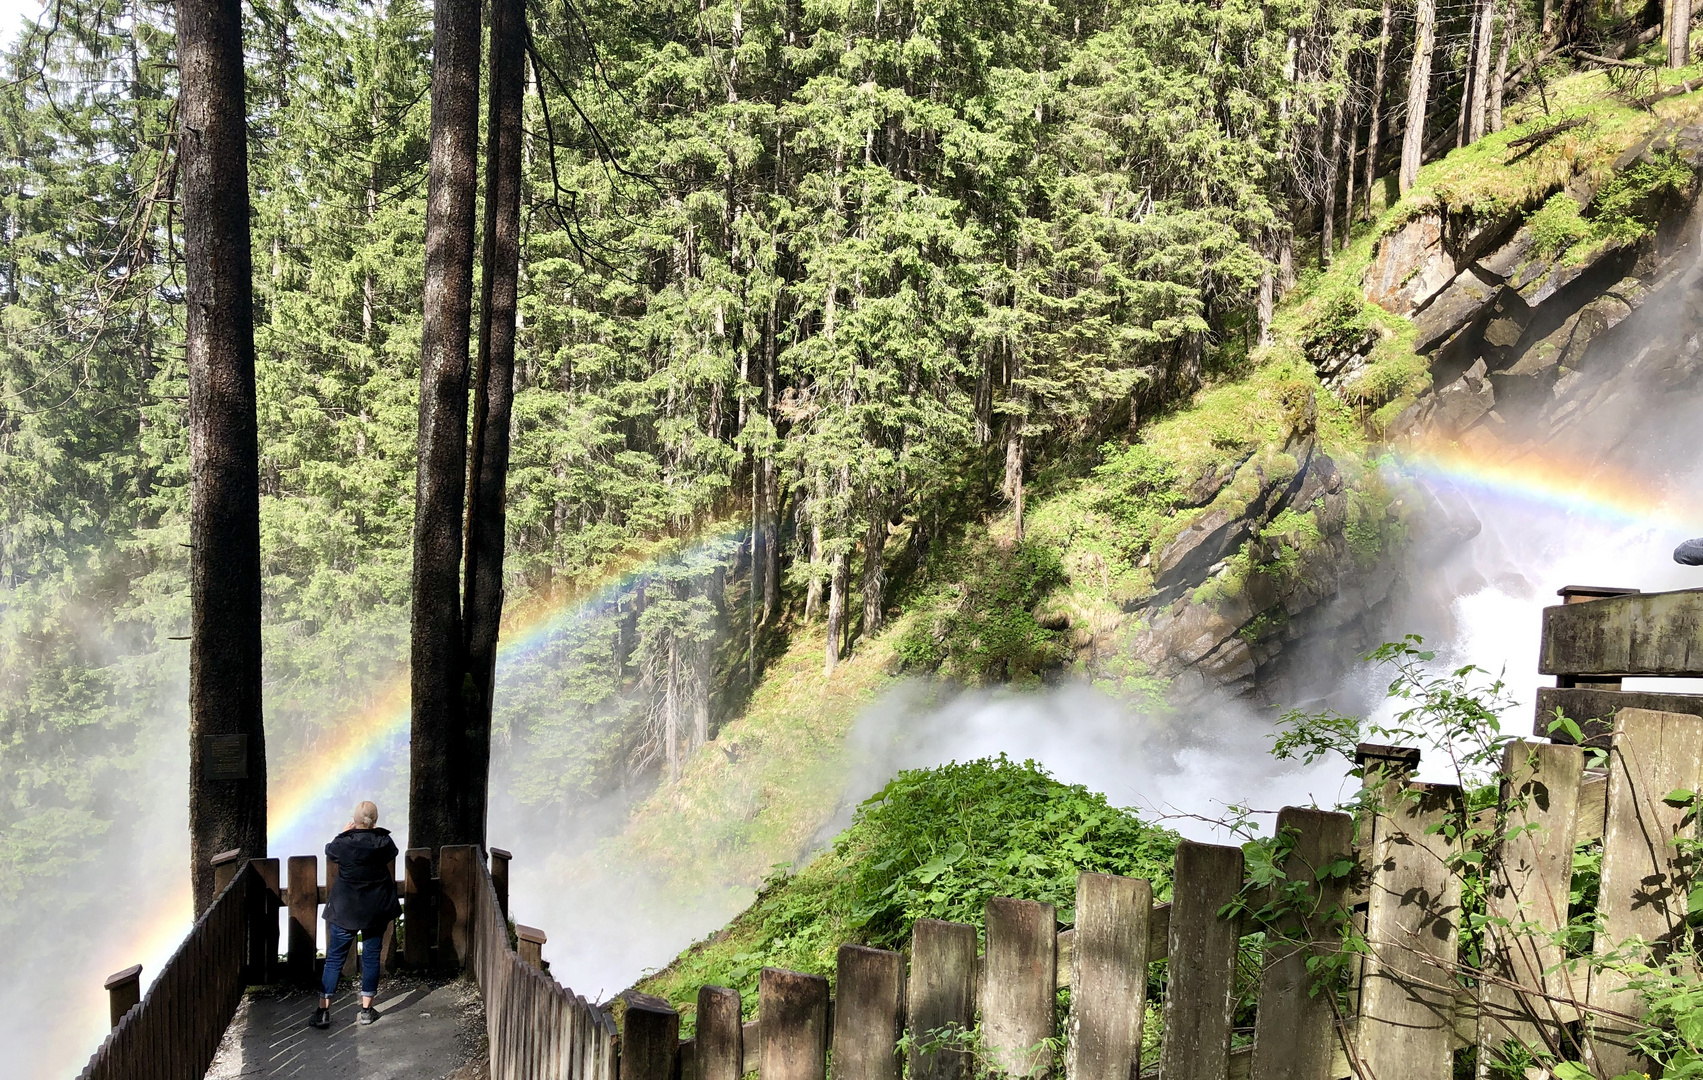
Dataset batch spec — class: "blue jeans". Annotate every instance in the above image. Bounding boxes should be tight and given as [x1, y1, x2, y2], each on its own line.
[322, 923, 381, 999]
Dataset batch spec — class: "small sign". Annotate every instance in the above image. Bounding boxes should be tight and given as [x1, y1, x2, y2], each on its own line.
[204, 734, 248, 781]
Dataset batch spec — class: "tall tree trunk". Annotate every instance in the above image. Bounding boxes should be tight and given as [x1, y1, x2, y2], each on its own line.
[1342, 97, 1360, 251]
[409, 0, 481, 859]
[861, 494, 886, 640]
[1542, 0, 1554, 42]
[1469, 0, 1495, 142]
[1362, 0, 1393, 220]
[824, 549, 847, 674]
[1674, 0, 1694, 67]
[1459, 0, 1481, 149]
[1489, 0, 1512, 133]
[1321, 99, 1345, 267]
[459, 0, 524, 850]
[1400, 0, 1438, 193]
[181, 0, 266, 916]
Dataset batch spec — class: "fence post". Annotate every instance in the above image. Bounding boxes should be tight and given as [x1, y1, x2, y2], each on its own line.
[1249, 807, 1355, 1080]
[1357, 782, 1464, 1080]
[1065, 873, 1152, 1080]
[105, 964, 142, 1028]
[760, 967, 829, 1080]
[518, 925, 547, 969]
[625, 991, 682, 1080]
[491, 846, 512, 918]
[250, 857, 280, 984]
[983, 897, 1056, 1077]
[698, 985, 744, 1080]
[1587, 708, 1703, 1077]
[832, 944, 904, 1080]
[405, 846, 434, 969]
[211, 847, 242, 895]
[287, 855, 318, 987]
[1159, 840, 1244, 1080]
[438, 844, 479, 972]
[907, 920, 977, 1080]
[1477, 741, 1585, 1070]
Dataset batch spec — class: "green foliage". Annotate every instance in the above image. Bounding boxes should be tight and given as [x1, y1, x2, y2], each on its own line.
[637, 757, 1179, 1015]
[897, 540, 1068, 682]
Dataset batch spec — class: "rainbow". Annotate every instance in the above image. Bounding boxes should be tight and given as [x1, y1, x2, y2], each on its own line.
[1392, 438, 1701, 531]
[65, 522, 750, 1077]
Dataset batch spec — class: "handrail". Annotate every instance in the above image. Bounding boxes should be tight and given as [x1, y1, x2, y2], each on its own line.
[458, 844, 617, 1080]
[78, 861, 260, 1080]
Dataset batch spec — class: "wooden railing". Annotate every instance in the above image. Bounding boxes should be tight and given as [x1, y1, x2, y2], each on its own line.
[77, 856, 268, 1080]
[443, 843, 619, 1080]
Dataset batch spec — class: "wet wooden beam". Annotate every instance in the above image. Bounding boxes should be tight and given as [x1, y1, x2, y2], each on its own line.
[1539, 587, 1703, 677]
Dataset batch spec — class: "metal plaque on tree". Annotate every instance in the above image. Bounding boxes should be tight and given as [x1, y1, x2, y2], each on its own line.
[203, 734, 248, 781]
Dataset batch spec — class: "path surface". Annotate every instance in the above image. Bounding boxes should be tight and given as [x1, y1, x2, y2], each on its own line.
[205, 975, 488, 1079]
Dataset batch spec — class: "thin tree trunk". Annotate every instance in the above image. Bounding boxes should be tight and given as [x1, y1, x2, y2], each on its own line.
[1342, 96, 1360, 250]
[181, 0, 266, 916]
[408, 0, 481, 859]
[1460, 0, 1481, 149]
[1363, 0, 1393, 220]
[824, 549, 847, 674]
[1489, 0, 1513, 133]
[861, 494, 887, 640]
[1542, 0, 1553, 42]
[1673, 0, 1694, 67]
[460, 0, 524, 849]
[1469, 0, 1495, 142]
[1400, 0, 1438, 192]
[1321, 98, 1345, 267]
[805, 500, 823, 621]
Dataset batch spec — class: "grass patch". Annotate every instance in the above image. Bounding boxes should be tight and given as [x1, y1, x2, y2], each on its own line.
[634, 756, 1180, 1026]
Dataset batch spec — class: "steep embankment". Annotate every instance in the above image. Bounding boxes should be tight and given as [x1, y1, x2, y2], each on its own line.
[568, 64, 1703, 1007]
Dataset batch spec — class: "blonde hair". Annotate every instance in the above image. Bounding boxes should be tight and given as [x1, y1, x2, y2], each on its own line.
[352, 801, 379, 829]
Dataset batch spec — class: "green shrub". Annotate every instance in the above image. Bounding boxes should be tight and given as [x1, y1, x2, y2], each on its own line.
[900, 540, 1069, 682]
[636, 757, 1181, 1018]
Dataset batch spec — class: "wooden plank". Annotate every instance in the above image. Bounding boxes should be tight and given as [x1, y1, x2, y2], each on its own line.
[1357, 781, 1463, 1080]
[1159, 840, 1244, 1080]
[1477, 742, 1586, 1069]
[1066, 873, 1151, 1080]
[1535, 686, 1703, 750]
[492, 846, 513, 918]
[287, 855, 318, 987]
[906, 919, 977, 1080]
[832, 945, 904, 1080]
[405, 846, 433, 969]
[1587, 708, 1703, 1078]
[1539, 588, 1703, 677]
[760, 967, 829, 1080]
[439, 844, 479, 973]
[252, 858, 280, 983]
[104, 965, 142, 1029]
[1249, 808, 1355, 1080]
[696, 985, 744, 1080]
[983, 897, 1056, 1077]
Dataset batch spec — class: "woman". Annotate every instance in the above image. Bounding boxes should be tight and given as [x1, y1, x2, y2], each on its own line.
[309, 800, 400, 1029]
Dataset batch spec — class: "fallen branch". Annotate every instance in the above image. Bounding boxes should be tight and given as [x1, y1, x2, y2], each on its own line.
[1507, 115, 1589, 149]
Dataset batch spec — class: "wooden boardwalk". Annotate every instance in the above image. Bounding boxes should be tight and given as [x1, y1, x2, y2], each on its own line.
[204, 976, 486, 1080]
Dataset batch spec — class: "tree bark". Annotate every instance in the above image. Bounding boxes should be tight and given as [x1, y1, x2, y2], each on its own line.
[824, 549, 847, 674]
[1362, 0, 1393, 220]
[861, 493, 887, 640]
[181, 0, 267, 916]
[409, 0, 481, 859]
[1321, 98, 1345, 267]
[1489, 0, 1513, 133]
[1342, 97, 1360, 250]
[1400, 0, 1438, 193]
[1673, 0, 1694, 67]
[460, 0, 524, 850]
[1469, 0, 1495, 142]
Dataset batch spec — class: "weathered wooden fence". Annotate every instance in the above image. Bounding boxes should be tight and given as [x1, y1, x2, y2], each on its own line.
[77, 854, 269, 1080]
[75, 584, 1703, 1080]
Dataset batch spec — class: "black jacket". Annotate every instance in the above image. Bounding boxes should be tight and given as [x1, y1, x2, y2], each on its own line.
[322, 827, 401, 933]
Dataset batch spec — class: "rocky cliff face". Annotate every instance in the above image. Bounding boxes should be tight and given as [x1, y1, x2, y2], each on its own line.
[1099, 121, 1703, 707]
